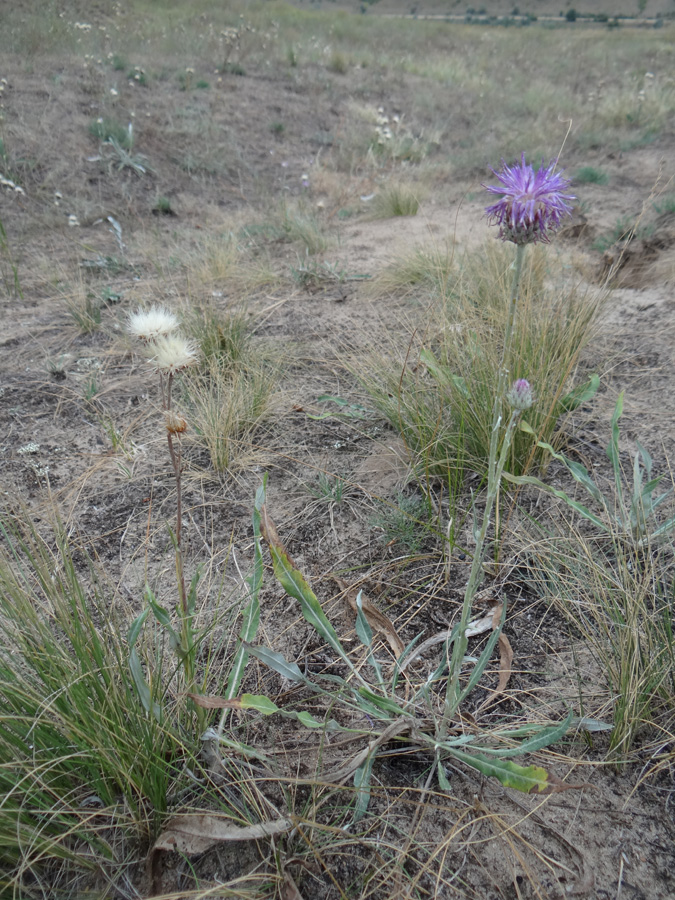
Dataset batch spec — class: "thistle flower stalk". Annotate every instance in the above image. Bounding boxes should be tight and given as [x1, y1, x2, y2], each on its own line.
[439, 152, 571, 743]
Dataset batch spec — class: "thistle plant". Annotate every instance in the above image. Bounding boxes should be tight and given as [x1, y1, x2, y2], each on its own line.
[127, 307, 203, 724]
[440, 155, 574, 738]
[235, 157, 581, 809]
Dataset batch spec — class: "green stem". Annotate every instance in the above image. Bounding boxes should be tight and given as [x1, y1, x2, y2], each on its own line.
[439, 243, 526, 739]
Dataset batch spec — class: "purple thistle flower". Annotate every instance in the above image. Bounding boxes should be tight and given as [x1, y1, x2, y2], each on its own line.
[484, 154, 574, 245]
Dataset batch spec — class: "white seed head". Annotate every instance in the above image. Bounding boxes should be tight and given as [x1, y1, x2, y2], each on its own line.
[127, 306, 179, 342]
[150, 334, 198, 374]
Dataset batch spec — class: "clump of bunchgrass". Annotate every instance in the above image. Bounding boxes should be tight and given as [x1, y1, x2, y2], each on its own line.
[0, 515, 190, 891]
[278, 203, 328, 255]
[179, 302, 282, 473]
[184, 354, 281, 474]
[525, 520, 675, 762]
[88, 116, 131, 148]
[357, 241, 600, 480]
[62, 282, 103, 333]
[574, 166, 610, 185]
[370, 183, 420, 219]
[371, 492, 433, 554]
[367, 240, 455, 300]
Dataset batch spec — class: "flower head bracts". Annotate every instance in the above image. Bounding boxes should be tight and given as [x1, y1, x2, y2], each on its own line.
[484, 154, 574, 245]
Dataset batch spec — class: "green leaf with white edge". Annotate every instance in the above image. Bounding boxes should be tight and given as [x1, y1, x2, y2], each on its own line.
[642, 477, 667, 506]
[186, 567, 201, 617]
[145, 584, 181, 652]
[226, 478, 265, 701]
[519, 421, 605, 506]
[437, 759, 452, 792]
[353, 753, 376, 823]
[129, 647, 161, 721]
[420, 349, 469, 396]
[240, 694, 279, 715]
[558, 373, 600, 412]
[571, 716, 614, 733]
[357, 686, 406, 718]
[243, 643, 309, 685]
[455, 602, 505, 710]
[447, 711, 574, 759]
[307, 395, 367, 420]
[502, 471, 608, 532]
[607, 392, 626, 511]
[391, 631, 425, 693]
[355, 590, 384, 687]
[128, 607, 151, 647]
[239, 694, 336, 730]
[446, 747, 551, 793]
[651, 513, 675, 540]
[354, 590, 373, 647]
[270, 545, 359, 678]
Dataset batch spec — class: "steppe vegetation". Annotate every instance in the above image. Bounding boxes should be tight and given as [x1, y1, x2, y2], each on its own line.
[1, 1, 675, 897]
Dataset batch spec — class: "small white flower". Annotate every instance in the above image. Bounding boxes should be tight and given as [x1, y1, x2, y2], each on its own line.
[110, 88, 118, 97]
[68, 214, 80, 226]
[150, 334, 198, 374]
[127, 306, 179, 342]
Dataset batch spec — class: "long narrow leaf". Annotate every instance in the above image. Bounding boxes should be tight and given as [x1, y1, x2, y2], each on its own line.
[269, 545, 361, 680]
[446, 747, 550, 793]
[607, 393, 626, 517]
[503, 471, 608, 531]
[128, 648, 161, 721]
[355, 591, 384, 687]
[353, 754, 376, 823]
[559, 373, 600, 412]
[225, 478, 266, 701]
[451, 711, 574, 758]
[243, 643, 309, 686]
[454, 603, 506, 710]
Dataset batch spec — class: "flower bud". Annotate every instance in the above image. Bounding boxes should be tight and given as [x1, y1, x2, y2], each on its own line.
[507, 378, 534, 411]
